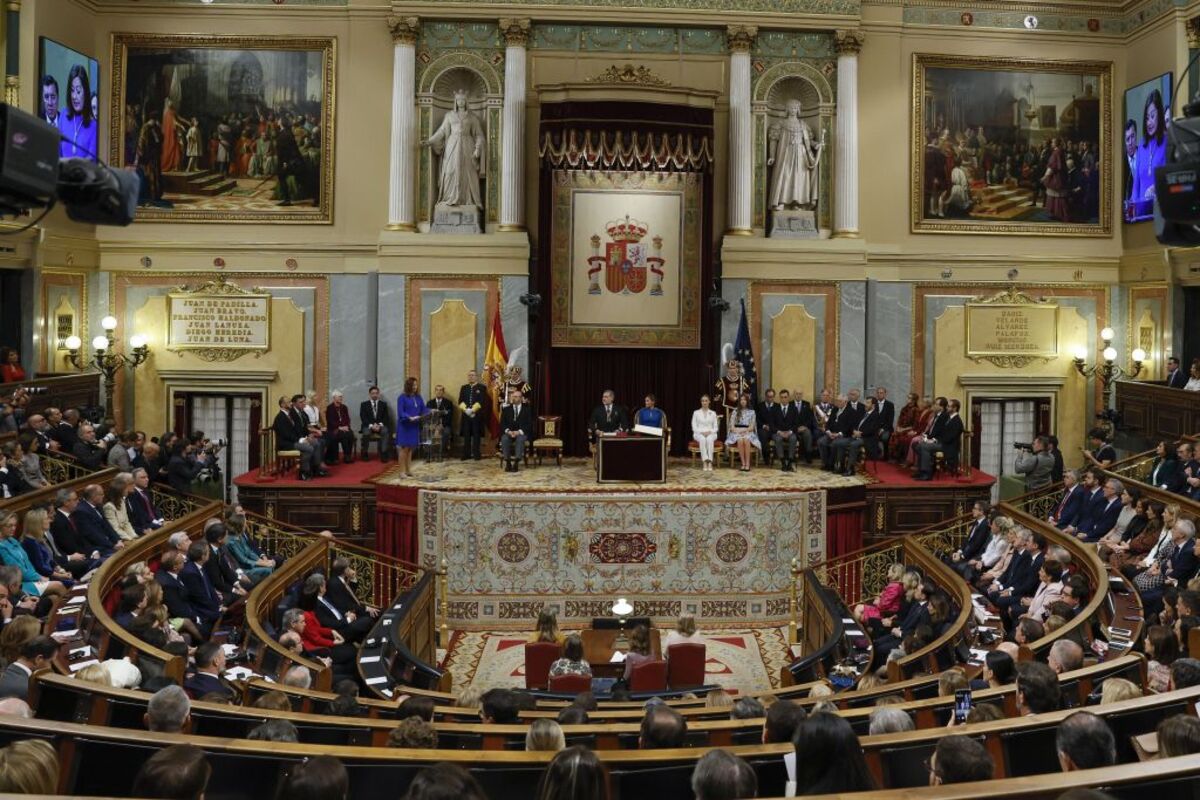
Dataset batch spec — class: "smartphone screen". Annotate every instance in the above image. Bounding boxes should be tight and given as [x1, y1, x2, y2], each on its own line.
[954, 688, 972, 723]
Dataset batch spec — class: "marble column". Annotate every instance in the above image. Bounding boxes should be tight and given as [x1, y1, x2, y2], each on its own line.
[834, 30, 864, 238]
[386, 16, 420, 231]
[499, 18, 530, 232]
[726, 25, 757, 236]
[5, 1, 20, 107]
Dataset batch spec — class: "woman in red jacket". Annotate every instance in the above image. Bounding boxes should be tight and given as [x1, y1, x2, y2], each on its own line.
[0, 348, 25, 383]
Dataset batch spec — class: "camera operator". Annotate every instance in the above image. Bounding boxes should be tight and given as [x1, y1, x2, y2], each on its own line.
[191, 431, 224, 484]
[1014, 435, 1055, 492]
[72, 423, 110, 470]
[167, 438, 207, 494]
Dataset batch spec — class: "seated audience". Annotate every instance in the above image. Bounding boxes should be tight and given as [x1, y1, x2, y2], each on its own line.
[526, 718, 567, 752]
[982, 650, 1016, 688]
[854, 563, 906, 624]
[1056, 711, 1117, 771]
[253, 690, 292, 712]
[937, 669, 968, 697]
[1048, 639, 1084, 675]
[145, 685, 191, 733]
[1172, 658, 1200, 690]
[557, 705, 589, 725]
[183, 642, 231, 700]
[1015, 661, 1060, 715]
[0, 738, 59, 794]
[730, 697, 764, 721]
[792, 713, 876, 794]
[691, 749, 758, 800]
[275, 754, 349, 800]
[1145, 624, 1182, 693]
[707, 688, 734, 708]
[929, 735, 994, 785]
[640, 705, 687, 749]
[103, 481, 137, 542]
[529, 607, 564, 645]
[0, 637, 56, 700]
[131, 745, 210, 799]
[397, 695, 435, 722]
[868, 706, 914, 735]
[549, 633, 592, 679]
[388, 717, 439, 749]
[481, 688, 520, 724]
[663, 613, 703, 651]
[247, 719, 299, 743]
[403, 763, 487, 800]
[536, 745, 607, 800]
[623, 624, 654, 680]
[1158, 714, 1200, 758]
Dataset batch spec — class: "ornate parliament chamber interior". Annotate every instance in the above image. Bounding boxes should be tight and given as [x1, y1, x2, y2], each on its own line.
[2, 0, 1200, 797]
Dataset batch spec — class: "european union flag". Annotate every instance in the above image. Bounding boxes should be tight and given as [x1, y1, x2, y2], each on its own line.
[734, 298, 758, 401]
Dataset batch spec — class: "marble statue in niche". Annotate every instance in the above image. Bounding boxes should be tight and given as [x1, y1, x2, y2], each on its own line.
[767, 98, 825, 238]
[424, 88, 485, 233]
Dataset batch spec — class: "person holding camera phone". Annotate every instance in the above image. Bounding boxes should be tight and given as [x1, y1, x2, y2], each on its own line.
[1014, 435, 1054, 493]
[71, 423, 108, 470]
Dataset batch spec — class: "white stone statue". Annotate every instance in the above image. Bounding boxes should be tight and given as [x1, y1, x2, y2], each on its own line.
[423, 89, 485, 209]
[767, 99, 825, 210]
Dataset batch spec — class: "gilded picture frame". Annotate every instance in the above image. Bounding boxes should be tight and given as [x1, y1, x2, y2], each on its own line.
[911, 53, 1112, 237]
[109, 33, 336, 224]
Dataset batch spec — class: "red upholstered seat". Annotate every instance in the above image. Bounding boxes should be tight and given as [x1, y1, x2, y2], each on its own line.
[524, 642, 562, 690]
[548, 673, 591, 693]
[667, 643, 706, 689]
[629, 659, 668, 692]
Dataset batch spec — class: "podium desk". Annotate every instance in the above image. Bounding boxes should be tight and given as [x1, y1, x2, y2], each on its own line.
[596, 435, 667, 483]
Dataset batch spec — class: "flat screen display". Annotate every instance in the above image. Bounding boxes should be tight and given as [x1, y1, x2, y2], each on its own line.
[1123, 72, 1171, 223]
[38, 37, 100, 160]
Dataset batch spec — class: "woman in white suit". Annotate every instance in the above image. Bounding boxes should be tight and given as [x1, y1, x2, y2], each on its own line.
[692, 395, 719, 471]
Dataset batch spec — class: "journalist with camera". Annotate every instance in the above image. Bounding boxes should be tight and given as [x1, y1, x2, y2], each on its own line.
[1014, 435, 1055, 492]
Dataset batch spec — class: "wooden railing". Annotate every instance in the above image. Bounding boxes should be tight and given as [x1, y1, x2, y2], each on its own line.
[0, 467, 118, 513]
[12, 372, 102, 417]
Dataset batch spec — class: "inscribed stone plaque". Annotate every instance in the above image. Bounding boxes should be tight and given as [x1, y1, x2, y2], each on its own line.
[965, 303, 1058, 359]
[167, 292, 271, 351]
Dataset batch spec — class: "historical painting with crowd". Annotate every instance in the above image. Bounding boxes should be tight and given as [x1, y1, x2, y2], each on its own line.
[109, 34, 336, 223]
[912, 54, 1112, 236]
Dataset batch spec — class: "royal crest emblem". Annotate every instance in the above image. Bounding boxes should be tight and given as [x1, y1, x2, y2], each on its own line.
[586, 216, 666, 297]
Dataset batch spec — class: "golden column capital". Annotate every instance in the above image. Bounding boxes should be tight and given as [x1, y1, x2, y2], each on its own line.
[500, 18, 531, 48]
[726, 25, 758, 54]
[1188, 17, 1200, 49]
[834, 29, 865, 56]
[387, 15, 420, 46]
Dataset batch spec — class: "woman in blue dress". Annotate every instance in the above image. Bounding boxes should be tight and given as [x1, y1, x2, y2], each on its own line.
[60, 65, 98, 160]
[0, 511, 66, 600]
[633, 394, 665, 429]
[396, 377, 425, 478]
[1132, 88, 1168, 219]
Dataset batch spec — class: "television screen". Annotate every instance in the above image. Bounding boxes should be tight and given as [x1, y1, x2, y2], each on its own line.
[1122, 72, 1171, 223]
[38, 37, 100, 160]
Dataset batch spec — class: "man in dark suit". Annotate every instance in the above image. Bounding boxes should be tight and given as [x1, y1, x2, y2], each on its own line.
[359, 386, 394, 462]
[326, 557, 380, 620]
[72, 423, 109, 470]
[914, 398, 962, 480]
[588, 389, 628, 438]
[1167, 357, 1189, 389]
[499, 390, 534, 472]
[1079, 477, 1124, 543]
[272, 396, 300, 451]
[841, 389, 866, 431]
[872, 580, 932, 666]
[45, 408, 78, 451]
[757, 389, 779, 465]
[51, 489, 92, 565]
[275, 395, 325, 480]
[0, 637, 57, 700]
[834, 396, 883, 475]
[992, 532, 1046, 620]
[792, 390, 817, 462]
[874, 387, 896, 452]
[457, 370, 490, 460]
[0, 450, 26, 499]
[951, 501, 992, 579]
[816, 395, 849, 471]
[179, 543, 223, 634]
[309, 574, 373, 643]
[771, 390, 802, 472]
[1049, 469, 1087, 530]
[126, 468, 164, 536]
[71, 484, 122, 556]
[201, 526, 248, 606]
[426, 385, 456, 455]
[183, 641, 233, 700]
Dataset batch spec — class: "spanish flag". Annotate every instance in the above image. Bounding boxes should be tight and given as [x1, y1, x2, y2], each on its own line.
[482, 298, 508, 437]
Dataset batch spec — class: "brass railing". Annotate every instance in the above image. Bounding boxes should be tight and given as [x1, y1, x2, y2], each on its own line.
[1002, 481, 1062, 524]
[1109, 452, 1155, 484]
[328, 539, 423, 611]
[40, 452, 95, 484]
[148, 485, 214, 522]
[258, 427, 278, 478]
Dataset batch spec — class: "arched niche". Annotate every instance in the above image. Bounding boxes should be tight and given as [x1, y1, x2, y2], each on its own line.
[752, 64, 836, 234]
[417, 53, 503, 231]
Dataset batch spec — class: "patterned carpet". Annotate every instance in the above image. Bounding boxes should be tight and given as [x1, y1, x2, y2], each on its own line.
[440, 626, 793, 697]
[372, 456, 866, 492]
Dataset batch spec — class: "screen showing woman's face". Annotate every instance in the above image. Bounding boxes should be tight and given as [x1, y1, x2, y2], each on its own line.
[70, 76, 85, 113]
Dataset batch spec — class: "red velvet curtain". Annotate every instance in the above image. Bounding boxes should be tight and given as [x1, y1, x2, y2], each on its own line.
[825, 485, 866, 560]
[375, 486, 419, 563]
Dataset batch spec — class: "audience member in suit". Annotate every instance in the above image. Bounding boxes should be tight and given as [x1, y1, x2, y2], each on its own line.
[834, 396, 883, 475]
[1178, 442, 1200, 499]
[792, 392, 817, 458]
[915, 399, 964, 480]
[0, 450, 27, 499]
[770, 390, 804, 471]
[106, 431, 137, 471]
[986, 529, 1041, 611]
[359, 386, 394, 462]
[71, 484, 123, 556]
[17, 508, 78, 586]
[873, 387, 896, 451]
[426, 385, 456, 455]
[200, 525, 248, 606]
[1141, 519, 1199, 615]
[166, 440, 208, 495]
[303, 573, 372, 643]
[144, 437, 170, 484]
[272, 396, 300, 451]
[326, 557, 380, 620]
[757, 389, 779, 465]
[1076, 477, 1124, 543]
[324, 391, 356, 464]
[183, 642, 232, 700]
[458, 371, 490, 460]
[155, 552, 208, 637]
[0, 637, 56, 700]
[499, 389, 534, 472]
[872, 579, 934, 664]
[1146, 441, 1183, 493]
[588, 389, 629, 438]
[816, 396, 851, 471]
[72, 423, 108, 470]
[1049, 470, 1087, 530]
[126, 468, 164, 536]
[1166, 357, 1189, 389]
[179, 544, 223, 634]
[45, 408, 78, 451]
[950, 501, 992, 579]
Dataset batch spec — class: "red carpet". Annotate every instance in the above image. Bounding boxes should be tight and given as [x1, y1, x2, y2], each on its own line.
[868, 459, 995, 487]
[232, 458, 393, 488]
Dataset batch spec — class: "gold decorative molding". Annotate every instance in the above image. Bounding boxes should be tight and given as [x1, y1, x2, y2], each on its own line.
[967, 284, 1049, 306]
[5, 1, 20, 13]
[387, 15, 420, 46]
[1188, 17, 1200, 49]
[585, 63, 672, 88]
[834, 29, 864, 56]
[4, 76, 17, 109]
[726, 25, 758, 54]
[499, 17, 531, 48]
